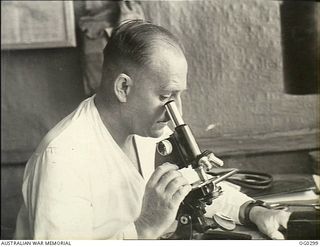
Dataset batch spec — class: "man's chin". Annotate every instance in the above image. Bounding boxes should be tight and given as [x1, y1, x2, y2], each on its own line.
[149, 129, 165, 139]
[148, 125, 166, 139]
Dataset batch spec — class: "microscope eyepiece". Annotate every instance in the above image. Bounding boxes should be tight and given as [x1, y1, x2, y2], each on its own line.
[165, 100, 185, 127]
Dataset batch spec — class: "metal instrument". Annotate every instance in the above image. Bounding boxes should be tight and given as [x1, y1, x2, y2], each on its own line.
[155, 100, 238, 239]
[267, 202, 320, 211]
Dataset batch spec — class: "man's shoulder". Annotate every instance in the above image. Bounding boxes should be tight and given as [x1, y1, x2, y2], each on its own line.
[36, 97, 96, 153]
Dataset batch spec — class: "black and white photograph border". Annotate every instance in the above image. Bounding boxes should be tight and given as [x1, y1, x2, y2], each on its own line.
[1, 0, 319, 244]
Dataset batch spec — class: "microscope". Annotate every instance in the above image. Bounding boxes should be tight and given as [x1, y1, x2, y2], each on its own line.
[155, 100, 239, 239]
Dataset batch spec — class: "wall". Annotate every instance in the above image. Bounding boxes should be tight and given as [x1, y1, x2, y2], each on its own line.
[1, 48, 86, 163]
[1, 2, 89, 163]
[2, 1, 319, 163]
[1, 2, 87, 239]
[143, 0, 319, 139]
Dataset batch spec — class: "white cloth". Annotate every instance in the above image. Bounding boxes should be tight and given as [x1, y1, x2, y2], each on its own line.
[14, 95, 251, 240]
[14, 96, 143, 239]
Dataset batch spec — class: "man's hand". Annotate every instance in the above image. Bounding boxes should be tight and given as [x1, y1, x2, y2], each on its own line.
[249, 206, 292, 239]
[135, 163, 191, 239]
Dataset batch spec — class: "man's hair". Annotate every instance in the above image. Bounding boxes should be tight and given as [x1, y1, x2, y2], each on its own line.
[102, 19, 184, 74]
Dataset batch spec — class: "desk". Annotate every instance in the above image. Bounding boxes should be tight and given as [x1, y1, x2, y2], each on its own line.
[233, 225, 266, 239]
[191, 225, 266, 240]
[193, 225, 268, 240]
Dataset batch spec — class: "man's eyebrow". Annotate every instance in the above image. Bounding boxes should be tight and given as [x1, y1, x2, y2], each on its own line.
[159, 83, 187, 92]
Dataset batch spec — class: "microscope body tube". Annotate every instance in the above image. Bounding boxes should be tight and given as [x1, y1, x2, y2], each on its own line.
[165, 100, 208, 181]
[165, 101, 202, 158]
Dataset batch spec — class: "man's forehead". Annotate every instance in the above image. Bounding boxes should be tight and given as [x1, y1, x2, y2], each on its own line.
[150, 41, 186, 65]
[159, 80, 187, 92]
[139, 43, 188, 91]
[153, 55, 188, 92]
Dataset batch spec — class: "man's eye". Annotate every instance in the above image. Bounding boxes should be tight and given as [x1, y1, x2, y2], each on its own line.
[159, 95, 171, 101]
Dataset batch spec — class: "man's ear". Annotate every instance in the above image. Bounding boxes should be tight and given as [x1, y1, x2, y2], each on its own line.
[114, 73, 133, 103]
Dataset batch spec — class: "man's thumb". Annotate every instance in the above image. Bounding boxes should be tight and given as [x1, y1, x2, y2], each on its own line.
[270, 230, 285, 240]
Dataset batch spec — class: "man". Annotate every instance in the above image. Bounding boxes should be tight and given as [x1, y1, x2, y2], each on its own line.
[14, 20, 290, 240]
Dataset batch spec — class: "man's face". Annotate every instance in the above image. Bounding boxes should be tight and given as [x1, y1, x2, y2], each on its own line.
[126, 46, 188, 138]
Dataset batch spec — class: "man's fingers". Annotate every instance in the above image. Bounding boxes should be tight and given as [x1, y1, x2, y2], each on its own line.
[265, 211, 291, 239]
[157, 170, 182, 191]
[165, 176, 189, 196]
[277, 211, 291, 229]
[269, 230, 285, 240]
[172, 184, 192, 205]
[148, 163, 178, 186]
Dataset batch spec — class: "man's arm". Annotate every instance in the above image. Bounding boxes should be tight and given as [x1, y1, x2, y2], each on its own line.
[242, 201, 291, 239]
[204, 181, 291, 239]
[24, 147, 94, 239]
[134, 163, 191, 239]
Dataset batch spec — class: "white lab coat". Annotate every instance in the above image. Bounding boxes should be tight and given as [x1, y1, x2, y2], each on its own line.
[14, 95, 251, 240]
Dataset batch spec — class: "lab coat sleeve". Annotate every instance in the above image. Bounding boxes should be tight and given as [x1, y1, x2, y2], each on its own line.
[25, 146, 94, 239]
[116, 223, 138, 240]
[27, 145, 141, 240]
